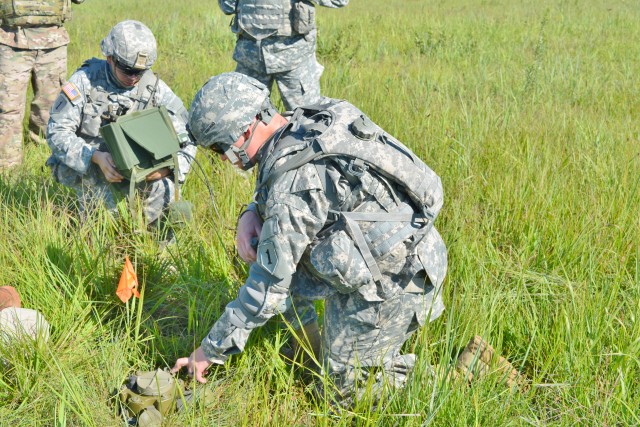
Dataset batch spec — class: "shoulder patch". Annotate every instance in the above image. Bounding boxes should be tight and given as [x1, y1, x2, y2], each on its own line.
[257, 240, 281, 278]
[61, 82, 81, 102]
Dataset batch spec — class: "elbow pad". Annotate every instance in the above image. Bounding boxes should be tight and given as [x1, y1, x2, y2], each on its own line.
[228, 266, 289, 328]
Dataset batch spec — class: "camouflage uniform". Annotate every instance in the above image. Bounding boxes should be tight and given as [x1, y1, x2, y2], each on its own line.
[0, 0, 84, 169]
[46, 21, 196, 225]
[218, 0, 349, 111]
[190, 74, 447, 405]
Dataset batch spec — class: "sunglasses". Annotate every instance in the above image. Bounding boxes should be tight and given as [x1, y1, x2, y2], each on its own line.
[114, 60, 146, 77]
[209, 144, 225, 155]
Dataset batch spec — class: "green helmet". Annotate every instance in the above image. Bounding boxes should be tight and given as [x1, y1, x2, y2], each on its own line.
[188, 72, 277, 168]
[101, 20, 157, 70]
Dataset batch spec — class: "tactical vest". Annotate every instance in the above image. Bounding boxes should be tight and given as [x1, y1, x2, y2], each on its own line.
[0, 0, 71, 27]
[258, 100, 444, 289]
[78, 59, 160, 141]
[233, 0, 315, 40]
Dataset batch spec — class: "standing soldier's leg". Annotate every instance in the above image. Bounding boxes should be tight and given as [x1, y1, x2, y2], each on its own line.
[29, 45, 67, 145]
[235, 62, 275, 98]
[274, 54, 324, 111]
[0, 46, 35, 169]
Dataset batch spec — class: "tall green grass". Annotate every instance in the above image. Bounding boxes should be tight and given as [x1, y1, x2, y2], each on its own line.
[1, 0, 638, 425]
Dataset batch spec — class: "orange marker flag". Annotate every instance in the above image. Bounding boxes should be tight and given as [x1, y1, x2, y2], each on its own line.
[116, 256, 140, 303]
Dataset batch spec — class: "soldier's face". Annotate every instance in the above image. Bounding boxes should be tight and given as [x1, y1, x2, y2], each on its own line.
[107, 57, 144, 88]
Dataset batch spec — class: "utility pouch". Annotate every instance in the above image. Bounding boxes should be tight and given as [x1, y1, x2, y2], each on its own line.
[0, 0, 69, 27]
[309, 229, 374, 294]
[100, 106, 181, 205]
[292, 0, 315, 34]
[119, 369, 215, 427]
[119, 369, 180, 421]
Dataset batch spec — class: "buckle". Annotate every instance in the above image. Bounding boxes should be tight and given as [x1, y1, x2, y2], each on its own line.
[347, 159, 367, 177]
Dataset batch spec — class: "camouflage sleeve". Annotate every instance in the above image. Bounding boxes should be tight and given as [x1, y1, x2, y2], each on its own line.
[218, 0, 237, 15]
[201, 163, 329, 362]
[46, 71, 96, 175]
[310, 0, 349, 8]
[156, 80, 197, 183]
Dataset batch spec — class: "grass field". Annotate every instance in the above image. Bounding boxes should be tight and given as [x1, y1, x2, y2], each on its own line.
[1, 0, 639, 425]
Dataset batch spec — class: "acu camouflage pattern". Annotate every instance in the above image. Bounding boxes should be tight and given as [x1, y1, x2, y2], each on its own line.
[46, 58, 196, 224]
[100, 20, 157, 70]
[188, 72, 271, 150]
[192, 76, 446, 404]
[0, 0, 83, 169]
[218, 0, 349, 110]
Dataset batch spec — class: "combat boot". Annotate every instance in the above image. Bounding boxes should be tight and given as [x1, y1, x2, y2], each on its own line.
[456, 335, 522, 388]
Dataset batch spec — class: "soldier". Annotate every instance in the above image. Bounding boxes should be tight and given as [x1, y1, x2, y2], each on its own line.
[172, 72, 448, 406]
[218, 0, 349, 111]
[46, 20, 196, 229]
[0, 0, 84, 170]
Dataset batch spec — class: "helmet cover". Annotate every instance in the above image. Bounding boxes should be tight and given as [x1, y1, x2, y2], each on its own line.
[101, 20, 157, 69]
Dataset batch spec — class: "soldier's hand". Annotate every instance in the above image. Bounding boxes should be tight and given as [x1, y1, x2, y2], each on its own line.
[91, 151, 124, 183]
[171, 346, 214, 384]
[145, 167, 170, 182]
[237, 209, 262, 263]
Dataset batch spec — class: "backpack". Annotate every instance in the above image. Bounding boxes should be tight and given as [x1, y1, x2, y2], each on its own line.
[259, 100, 444, 284]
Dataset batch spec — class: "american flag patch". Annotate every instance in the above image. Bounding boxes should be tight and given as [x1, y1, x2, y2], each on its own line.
[61, 82, 80, 101]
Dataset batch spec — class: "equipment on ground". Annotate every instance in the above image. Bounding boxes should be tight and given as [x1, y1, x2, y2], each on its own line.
[119, 369, 214, 427]
[455, 335, 522, 388]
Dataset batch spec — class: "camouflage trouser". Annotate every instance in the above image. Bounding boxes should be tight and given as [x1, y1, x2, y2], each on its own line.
[235, 53, 324, 111]
[285, 266, 444, 406]
[66, 166, 177, 226]
[0, 44, 67, 169]
[321, 289, 440, 406]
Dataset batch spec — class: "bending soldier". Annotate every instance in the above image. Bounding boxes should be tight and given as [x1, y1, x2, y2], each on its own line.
[218, 0, 349, 111]
[0, 0, 84, 169]
[172, 72, 448, 406]
[46, 20, 196, 229]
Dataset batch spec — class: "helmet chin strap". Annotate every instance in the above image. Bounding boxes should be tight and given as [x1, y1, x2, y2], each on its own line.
[223, 99, 278, 169]
[224, 119, 261, 169]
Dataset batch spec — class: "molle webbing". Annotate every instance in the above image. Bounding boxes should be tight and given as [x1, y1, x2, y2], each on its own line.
[235, 0, 316, 39]
[236, 0, 294, 39]
[1, 0, 70, 27]
[339, 208, 431, 283]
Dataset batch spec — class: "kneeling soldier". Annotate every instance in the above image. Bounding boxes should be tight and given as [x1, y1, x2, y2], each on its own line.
[172, 73, 448, 406]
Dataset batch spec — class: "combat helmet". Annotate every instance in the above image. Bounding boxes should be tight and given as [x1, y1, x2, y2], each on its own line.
[101, 20, 157, 71]
[188, 72, 277, 169]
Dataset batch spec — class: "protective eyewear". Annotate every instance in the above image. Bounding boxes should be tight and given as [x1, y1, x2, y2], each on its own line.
[114, 60, 146, 77]
[209, 144, 225, 155]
